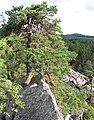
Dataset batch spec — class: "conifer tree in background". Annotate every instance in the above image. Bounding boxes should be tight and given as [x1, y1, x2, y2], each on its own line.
[83, 60, 93, 78]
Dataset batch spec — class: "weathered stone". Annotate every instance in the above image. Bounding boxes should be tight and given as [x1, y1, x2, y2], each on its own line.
[64, 69, 90, 91]
[1, 79, 63, 120]
[65, 109, 87, 120]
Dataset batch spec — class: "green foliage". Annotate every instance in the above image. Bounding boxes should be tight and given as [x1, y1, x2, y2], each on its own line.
[83, 60, 93, 77]
[0, 58, 25, 114]
[0, 34, 27, 81]
[63, 38, 94, 77]
[52, 78, 87, 116]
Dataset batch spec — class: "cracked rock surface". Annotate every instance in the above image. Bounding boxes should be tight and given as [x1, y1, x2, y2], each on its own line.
[0, 80, 63, 120]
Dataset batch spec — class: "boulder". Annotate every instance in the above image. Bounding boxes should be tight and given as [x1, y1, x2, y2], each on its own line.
[64, 69, 90, 91]
[0, 79, 63, 120]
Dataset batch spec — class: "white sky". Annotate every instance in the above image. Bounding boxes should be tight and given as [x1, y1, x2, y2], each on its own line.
[0, 0, 94, 35]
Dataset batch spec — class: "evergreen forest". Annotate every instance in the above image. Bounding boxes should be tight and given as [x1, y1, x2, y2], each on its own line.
[63, 36, 94, 78]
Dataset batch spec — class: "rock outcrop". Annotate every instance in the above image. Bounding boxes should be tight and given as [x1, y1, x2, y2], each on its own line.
[0, 79, 64, 120]
[64, 69, 90, 91]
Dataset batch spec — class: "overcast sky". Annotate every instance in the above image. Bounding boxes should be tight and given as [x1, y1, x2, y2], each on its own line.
[0, 0, 94, 36]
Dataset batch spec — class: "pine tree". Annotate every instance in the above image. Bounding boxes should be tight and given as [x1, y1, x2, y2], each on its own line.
[0, 2, 75, 114]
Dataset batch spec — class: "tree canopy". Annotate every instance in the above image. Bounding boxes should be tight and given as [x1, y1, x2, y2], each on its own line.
[63, 37, 94, 78]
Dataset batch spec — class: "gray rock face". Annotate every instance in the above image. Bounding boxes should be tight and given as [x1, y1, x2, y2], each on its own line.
[1, 80, 63, 120]
[64, 69, 90, 91]
[65, 69, 89, 86]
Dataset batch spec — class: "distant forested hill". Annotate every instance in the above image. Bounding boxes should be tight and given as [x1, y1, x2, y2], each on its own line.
[62, 33, 94, 40]
[62, 34, 94, 77]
